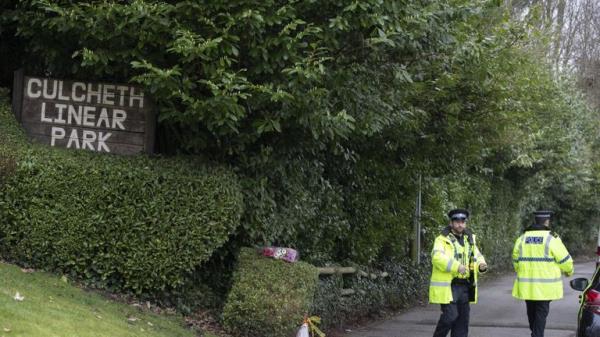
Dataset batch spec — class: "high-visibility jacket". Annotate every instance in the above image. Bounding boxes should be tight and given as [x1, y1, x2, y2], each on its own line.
[429, 228, 487, 304]
[512, 229, 574, 300]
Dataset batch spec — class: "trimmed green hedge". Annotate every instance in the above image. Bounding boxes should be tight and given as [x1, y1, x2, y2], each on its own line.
[312, 258, 430, 330]
[0, 101, 244, 295]
[223, 247, 319, 337]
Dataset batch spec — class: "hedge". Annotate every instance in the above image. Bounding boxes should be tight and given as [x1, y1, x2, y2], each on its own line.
[223, 247, 319, 337]
[312, 258, 430, 330]
[0, 98, 244, 295]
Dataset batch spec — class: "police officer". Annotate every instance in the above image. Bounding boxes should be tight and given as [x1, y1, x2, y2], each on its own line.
[430, 209, 488, 337]
[512, 210, 574, 337]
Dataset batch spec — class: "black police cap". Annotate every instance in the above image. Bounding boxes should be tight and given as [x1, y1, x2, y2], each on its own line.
[448, 208, 469, 220]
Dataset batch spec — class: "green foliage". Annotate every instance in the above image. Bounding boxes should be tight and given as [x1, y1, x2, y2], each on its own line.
[4, 0, 600, 330]
[0, 103, 244, 295]
[0, 153, 16, 188]
[312, 258, 430, 329]
[222, 248, 319, 337]
[339, 158, 418, 264]
[237, 153, 349, 263]
[233, 0, 599, 269]
[0, 89, 24, 187]
[4, 0, 507, 156]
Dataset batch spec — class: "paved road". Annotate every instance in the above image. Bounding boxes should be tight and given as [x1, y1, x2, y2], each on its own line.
[346, 261, 595, 337]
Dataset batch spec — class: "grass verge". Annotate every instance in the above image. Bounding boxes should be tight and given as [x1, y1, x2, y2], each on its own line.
[0, 262, 196, 337]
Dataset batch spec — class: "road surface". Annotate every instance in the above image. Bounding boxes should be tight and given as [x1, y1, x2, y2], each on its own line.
[346, 261, 595, 337]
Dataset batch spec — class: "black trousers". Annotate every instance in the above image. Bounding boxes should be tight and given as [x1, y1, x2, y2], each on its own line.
[525, 300, 550, 337]
[432, 283, 470, 337]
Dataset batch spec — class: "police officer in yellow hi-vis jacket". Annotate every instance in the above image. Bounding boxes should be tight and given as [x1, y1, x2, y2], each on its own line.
[430, 209, 487, 337]
[512, 210, 574, 337]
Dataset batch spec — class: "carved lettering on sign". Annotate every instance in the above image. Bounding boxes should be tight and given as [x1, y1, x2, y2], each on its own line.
[17, 75, 155, 155]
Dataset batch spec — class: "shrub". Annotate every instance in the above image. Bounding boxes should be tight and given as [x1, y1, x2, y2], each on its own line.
[222, 247, 319, 337]
[311, 258, 430, 330]
[237, 155, 350, 264]
[0, 102, 244, 295]
[0, 153, 16, 186]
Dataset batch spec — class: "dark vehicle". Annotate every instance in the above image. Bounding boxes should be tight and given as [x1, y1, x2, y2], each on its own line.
[571, 264, 600, 336]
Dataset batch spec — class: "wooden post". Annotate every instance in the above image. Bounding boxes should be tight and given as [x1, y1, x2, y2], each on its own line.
[317, 266, 356, 275]
[340, 289, 355, 296]
[412, 174, 422, 264]
[12, 69, 24, 122]
[317, 267, 388, 297]
[145, 100, 156, 154]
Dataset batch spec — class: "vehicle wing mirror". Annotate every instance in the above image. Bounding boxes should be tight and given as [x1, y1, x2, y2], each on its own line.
[570, 278, 589, 291]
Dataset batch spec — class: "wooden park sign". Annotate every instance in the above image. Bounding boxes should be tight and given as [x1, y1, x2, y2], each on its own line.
[12, 70, 156, 155]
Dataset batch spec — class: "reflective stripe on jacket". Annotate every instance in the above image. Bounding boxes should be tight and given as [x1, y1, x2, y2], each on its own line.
[512, 230, 574, 300]
[429, 231, 486, 304]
